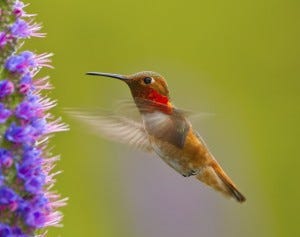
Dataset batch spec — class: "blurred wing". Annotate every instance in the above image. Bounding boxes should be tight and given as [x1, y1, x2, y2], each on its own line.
[67, 109, 152, 152]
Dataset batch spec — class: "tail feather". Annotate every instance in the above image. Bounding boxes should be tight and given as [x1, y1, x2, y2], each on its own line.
[196, 161, 246, 203]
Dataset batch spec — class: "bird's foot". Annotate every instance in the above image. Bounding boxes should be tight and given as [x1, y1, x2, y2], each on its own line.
[182, 169, 198, 177]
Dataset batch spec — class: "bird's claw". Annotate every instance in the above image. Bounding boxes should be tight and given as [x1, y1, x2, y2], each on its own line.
[182, 169, 198, 177]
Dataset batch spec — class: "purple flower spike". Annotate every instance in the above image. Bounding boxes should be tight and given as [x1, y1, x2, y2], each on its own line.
[0, 80, 14, 98]
[0, 1, 68, 236]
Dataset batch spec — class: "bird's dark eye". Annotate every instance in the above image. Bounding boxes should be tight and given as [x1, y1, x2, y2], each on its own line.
[143, 77, 153, 84]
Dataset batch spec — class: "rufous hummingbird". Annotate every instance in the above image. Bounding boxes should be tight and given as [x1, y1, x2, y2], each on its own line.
[75, 71, 246, 202]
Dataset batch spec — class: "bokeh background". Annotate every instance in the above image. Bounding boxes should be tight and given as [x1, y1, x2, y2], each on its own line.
[27, 0, 299, 236]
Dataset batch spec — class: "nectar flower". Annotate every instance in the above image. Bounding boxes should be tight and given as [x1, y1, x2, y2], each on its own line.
[19, 73, 33, 94]
[0, 32, 9, 48]
[5, 51, 35, 74]
[13, 0, 26, 17]
[0, 103, 12, 123]
[5, 122, 34, 144]
[0, 148, 13, 168]
[0, 79, 14, 98]
[0, 186, 20, 206]
[11, 19, 44, 38]
[0, 1, 68, 236]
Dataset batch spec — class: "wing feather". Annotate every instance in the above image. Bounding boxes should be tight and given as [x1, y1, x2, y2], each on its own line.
[67, 110, 152, 152]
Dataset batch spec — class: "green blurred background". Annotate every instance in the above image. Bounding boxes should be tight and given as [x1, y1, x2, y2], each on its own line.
[27, 0, 299, 236]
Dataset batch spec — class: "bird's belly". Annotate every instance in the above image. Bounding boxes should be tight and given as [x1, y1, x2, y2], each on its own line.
[151, 141, 188, 175]
[149, 130, 209, 177]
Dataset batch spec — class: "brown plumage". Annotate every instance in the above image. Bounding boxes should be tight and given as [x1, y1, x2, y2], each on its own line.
[72, 71, 246, 202]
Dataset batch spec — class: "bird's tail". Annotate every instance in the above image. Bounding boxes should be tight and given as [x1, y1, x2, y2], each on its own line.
[196, 161, 246, 202]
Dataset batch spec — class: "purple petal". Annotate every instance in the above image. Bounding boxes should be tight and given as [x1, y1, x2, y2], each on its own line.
[0, 32, 8, 47]
[19, 74, 33, 94]
[0, 187, 19, 205]
[0, 148, 13, 168]
[0, 103, 12, 123]
[25, 210, 47, 228]
[0, 80, 14, 98]
[10, 19, 29, 38]
[15, 100, 42, 121]
[5, 123, 33, 144]
[13, 0, 26, 17]
[10, 19, 44, 38]
[5, 51, 35, 74]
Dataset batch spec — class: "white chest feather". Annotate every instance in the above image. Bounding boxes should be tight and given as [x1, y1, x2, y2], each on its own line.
[142, 111, 171, 132]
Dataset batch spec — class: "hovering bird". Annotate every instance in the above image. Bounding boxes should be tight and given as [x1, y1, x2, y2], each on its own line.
[73, 71, 246, 202]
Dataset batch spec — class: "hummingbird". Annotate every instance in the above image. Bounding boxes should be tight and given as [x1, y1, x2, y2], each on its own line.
[74, 71, 246, 202]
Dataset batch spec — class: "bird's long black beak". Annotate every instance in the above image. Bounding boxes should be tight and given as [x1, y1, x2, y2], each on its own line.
[86, 72, 129, 81]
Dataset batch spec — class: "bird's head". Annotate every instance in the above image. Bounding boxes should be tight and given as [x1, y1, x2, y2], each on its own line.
[86, 71, 170, 105]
